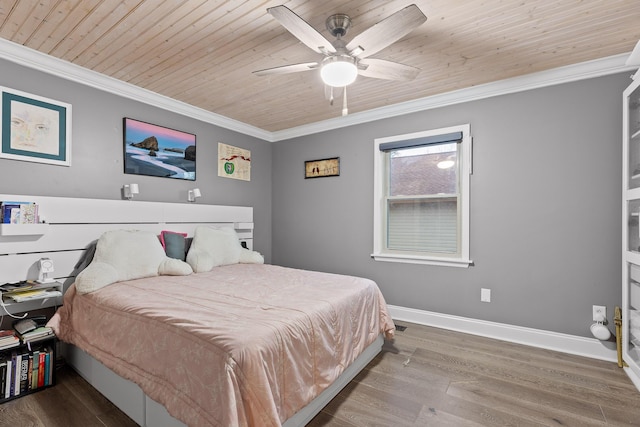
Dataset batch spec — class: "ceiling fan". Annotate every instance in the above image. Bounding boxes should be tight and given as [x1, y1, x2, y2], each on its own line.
[253, 4, 427, 116]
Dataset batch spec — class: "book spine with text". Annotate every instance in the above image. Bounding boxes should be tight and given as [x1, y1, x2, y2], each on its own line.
[44, 350, 51, 386]
[13, 353, 21, 396]
[31, 351, 39, 389]
[37, 352, 45, 388]
[19, 352, 28, 394]
[0, 360, 6, 399]
[4, 359, 11, 398]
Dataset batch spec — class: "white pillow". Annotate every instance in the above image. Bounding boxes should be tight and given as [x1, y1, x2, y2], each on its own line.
[186, 226, 241, 272]
[239, 247, 264, 264]
[186, 226, 264, 272]
[75, 230, 192, 294]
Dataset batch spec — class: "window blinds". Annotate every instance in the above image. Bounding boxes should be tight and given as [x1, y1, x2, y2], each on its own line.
[387, 198, 458, 254]
[379, 131, 462, 152]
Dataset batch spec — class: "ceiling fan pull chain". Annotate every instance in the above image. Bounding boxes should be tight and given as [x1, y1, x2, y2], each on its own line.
[342, 86, 348, 116]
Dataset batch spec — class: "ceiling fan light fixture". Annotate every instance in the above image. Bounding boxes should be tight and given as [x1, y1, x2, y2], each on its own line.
[321, 56, 358, 87]
[437, 160, 455, 169]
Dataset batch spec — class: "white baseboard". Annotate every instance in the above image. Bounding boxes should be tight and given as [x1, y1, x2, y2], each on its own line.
[388, 305, 618, 362]
[624, 367, 640, 391]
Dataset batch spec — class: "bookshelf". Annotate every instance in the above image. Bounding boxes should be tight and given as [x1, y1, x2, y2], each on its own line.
[0, 281, 60, 403]
[0, 201, 42, 231]
[0, 335, 56, 402]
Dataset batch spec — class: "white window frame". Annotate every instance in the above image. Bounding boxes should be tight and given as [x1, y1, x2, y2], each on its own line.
[372, 124, 472, 267]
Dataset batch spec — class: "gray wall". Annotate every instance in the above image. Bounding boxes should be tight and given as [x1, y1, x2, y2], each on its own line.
[1, 54, 629, 338]
[272, 73, 629, 338]
[0, 58, 272, 261]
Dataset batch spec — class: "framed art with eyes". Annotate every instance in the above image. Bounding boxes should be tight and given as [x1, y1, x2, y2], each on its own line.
[0, 86, 71, 166]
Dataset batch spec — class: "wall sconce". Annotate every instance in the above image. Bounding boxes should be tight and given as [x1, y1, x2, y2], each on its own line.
[123, 183, 139, 200]
[188, 188, 201, 202]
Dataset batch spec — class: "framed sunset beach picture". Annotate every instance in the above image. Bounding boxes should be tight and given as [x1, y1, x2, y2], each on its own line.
[123, 117, 196, 181]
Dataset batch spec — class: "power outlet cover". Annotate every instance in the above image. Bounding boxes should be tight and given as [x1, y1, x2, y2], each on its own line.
[592, 305, 606, 322]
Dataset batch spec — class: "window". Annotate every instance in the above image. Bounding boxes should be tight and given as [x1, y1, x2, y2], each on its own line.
[373, 124, 472, 267]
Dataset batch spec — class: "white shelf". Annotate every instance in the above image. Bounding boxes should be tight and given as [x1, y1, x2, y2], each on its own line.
[0, 223, 48, 236]
[0, 281, 63, 316]
[0, 295, 63, 316]
[624, 78, 640, 387]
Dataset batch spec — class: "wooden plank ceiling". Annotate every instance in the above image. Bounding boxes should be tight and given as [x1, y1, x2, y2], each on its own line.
[1, 0, 639, 132]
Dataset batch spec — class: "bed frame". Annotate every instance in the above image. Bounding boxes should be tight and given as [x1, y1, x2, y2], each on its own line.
[67, 334, 383, 427]
[0, 194, 383, 426]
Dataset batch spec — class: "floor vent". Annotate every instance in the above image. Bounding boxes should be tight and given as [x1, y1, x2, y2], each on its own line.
[394, 324, 407, 331]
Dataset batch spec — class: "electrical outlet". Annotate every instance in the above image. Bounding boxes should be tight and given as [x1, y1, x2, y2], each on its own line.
[481, 288, 491, 302]
[592, 305, 606, 322]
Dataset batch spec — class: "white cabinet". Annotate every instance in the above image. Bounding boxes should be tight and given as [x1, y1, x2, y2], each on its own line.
[622, 75, 640, 387]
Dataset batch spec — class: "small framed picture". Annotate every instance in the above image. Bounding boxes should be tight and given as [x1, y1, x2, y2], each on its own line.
[0, 87, 72, 166]
[305, 157, 340, 179]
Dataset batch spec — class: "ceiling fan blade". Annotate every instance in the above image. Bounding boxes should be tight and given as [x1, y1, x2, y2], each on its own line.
[253, 62, 319, 76]
[346, 4, 426, 59]
[358, 58, 421, 81]
[268, 5, 336, 54]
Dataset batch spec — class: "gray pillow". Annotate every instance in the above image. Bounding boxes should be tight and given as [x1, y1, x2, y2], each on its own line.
[160, 231, 187, 261]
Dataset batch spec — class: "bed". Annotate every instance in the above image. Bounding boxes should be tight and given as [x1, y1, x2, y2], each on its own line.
[50, 262, 394, 426]
[0, 194, 394, 427]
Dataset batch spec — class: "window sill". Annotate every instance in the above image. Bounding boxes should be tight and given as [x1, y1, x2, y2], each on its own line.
[371, 252, 473, 268]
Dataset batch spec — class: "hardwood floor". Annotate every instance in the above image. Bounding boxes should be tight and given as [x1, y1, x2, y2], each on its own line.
[308, 322, 640, 426]
[1, 321, 639, 426]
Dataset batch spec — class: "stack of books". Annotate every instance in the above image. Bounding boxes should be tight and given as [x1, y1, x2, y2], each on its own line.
[0, 331, 19, 351]
[1, 281, 62, 304]
[0, 201, 39, 224]
[0, 321, 56, 400]
[18, 327, 54, 344]
[5, 289, 62, 303]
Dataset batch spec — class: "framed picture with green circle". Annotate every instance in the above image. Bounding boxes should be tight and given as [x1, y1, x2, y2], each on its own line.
[218, 142, 251, 181]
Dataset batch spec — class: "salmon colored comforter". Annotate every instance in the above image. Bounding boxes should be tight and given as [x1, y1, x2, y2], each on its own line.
[49, 264, 395, 427]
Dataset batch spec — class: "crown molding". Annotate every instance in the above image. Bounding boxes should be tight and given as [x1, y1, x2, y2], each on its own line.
[1, 38, 635, 143]
[0, 38, 272, 141]
[272, 53, 637, 141]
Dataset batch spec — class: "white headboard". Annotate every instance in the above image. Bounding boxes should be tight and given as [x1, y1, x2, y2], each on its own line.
[0, 194, 253, 286]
